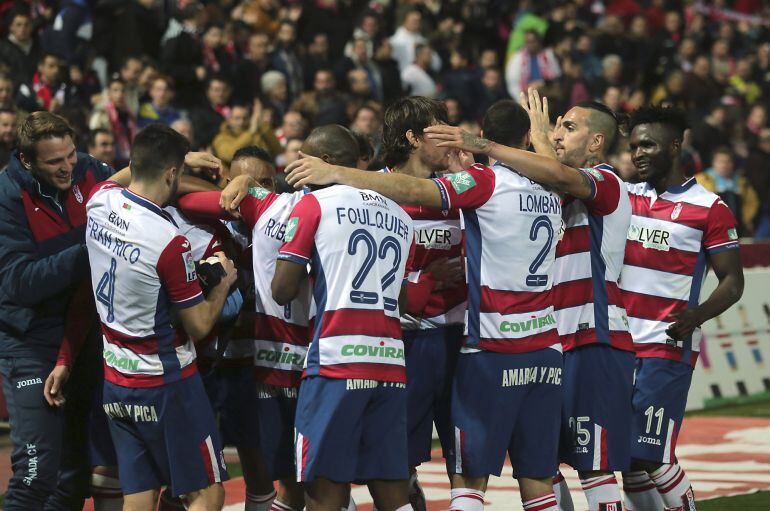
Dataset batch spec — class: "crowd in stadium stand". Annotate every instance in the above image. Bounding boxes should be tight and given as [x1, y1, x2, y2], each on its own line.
[0, 0, 768, 238]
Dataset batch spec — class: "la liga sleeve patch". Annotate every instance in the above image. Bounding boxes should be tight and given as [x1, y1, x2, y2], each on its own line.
[182, 250, 197, 282]
[285, 217, 299, 242]
[445, 171, 477, 194]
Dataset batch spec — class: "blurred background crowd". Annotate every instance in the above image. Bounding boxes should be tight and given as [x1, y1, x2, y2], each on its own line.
[0, 0, 768, 238]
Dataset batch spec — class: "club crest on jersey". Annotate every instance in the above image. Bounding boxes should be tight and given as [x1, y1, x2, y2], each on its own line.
[73, 184, 83, 203]
[182, 250, 196, 282]
[671, 202, 683, 220]
[248, 186, 270, 200]
[445, 171, 476, 194]
[285, 217, 298, 242]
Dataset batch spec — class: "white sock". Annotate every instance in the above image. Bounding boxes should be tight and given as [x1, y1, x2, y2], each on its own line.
[522, 493, 558, 511]
[246, 490, 276, 511]
[623, 471, 664, 510]
[449, 488, 485, 511]
[394, 505, 414, 511]
[91, 473, 123, 511]
[553, 472, 574, 511]
[649, 464, 696, 510]
[580, 474, 622, 511]
[344, 496, 358, 511]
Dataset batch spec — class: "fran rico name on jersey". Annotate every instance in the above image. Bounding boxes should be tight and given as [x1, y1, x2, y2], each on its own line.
[87, 216, 143, 264]
[519, 194, 562, 215]
[502, 366, 562, 387]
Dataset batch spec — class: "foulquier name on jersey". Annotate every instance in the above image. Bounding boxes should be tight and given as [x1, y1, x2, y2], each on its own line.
[334, 193, 410, 242]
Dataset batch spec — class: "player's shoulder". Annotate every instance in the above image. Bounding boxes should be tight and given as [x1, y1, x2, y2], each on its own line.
[671, 178, 721, 209]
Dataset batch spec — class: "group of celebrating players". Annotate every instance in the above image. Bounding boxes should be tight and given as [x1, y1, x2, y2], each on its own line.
[0, 87, 744, 511]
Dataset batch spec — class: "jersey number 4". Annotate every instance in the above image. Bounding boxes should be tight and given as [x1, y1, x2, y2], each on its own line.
[96, 258, 117, 323]
[347, 229, 402, 311]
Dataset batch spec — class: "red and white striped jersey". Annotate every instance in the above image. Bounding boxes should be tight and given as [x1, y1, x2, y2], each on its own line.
[433, 162, 562, 354]
[165, 206, 254, 361]
[86, 183, 202, 388]
[239, 188, 311, 388]
[620, 178, 739, 366]
[552, 164, 633, 352]
[382, 167, 466, 329]
[278, 185, 414, 383]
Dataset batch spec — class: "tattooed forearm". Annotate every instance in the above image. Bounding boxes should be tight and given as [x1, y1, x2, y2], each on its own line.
[461, 131, 492, 153]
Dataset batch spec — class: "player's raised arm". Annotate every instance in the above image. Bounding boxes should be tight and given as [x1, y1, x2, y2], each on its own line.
[110, 151, 223, 194]
[285, 152, 445, 209]
[424, 90, 594, 200]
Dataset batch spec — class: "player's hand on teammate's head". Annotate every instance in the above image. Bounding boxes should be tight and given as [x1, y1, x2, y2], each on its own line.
[184, 152, 222, 181]
[219, 174, 255, 217]
[44, 364, 70, 407]
[520, 87, 551, 140]
[424, 124, 489, 155]
[214, 251, 238, 288]
[285, 152, 338, 189]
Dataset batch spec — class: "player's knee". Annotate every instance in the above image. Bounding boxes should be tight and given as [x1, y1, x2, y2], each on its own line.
[577, 469, 613, 479]
[277, 478, 305, 508]
[186, 483, 225, 511]
[90, 468, 123, 502]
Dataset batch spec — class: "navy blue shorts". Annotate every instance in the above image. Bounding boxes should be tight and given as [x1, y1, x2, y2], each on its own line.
[560, 345, 635, 472]
[200, 364, 260, 449]
[404, 325, 462, 466]
[103, 373, 229, 497]
[89, 376, 117, 467]
[630, 357, 693, 464]
[447, 349, 563, 479]
[254, 382, 298, 481]
[294, 376, 408, 484]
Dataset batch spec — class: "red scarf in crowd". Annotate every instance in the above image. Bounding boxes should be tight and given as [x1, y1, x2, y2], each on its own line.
[105, 101, 137, 161]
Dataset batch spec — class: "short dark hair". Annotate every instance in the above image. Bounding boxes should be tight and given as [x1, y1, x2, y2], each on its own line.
[18, 112, 74, 161]
[482, 100, 530, 148]
[87, 128, 112, 148]
[382, 96, 448, 168]
[629, 105, 688, 141]
[130, 124, 189, 181]
[232, 145, 273, 165]
[302, 125, 359, 169]
[38, 52, 60, 65]
[575, 100, 620, 153]
[352, 131, 374, 162]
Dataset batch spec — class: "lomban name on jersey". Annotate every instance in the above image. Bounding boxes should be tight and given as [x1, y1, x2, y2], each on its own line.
[88, 217, 142, 264]
[335, 207, 410, 242]
[502, 366, 562, 387]
[627, 224, 671, 251]
[519, 194, 561, 214]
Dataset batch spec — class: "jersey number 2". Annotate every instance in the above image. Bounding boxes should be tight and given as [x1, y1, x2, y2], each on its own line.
[96, 258, 117, 323]
[526, 215, 554, 287]
[348, 229, 402, 311]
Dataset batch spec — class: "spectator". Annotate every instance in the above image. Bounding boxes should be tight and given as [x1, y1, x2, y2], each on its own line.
[138, 74, 181, 128]
[200, 23, 234, 79]
[441, 49, 478, 120]
[261, 70, 289, 122]
[18, 53, 66, 112]
[172, 118, 195, 148]
[684, 55, 722, 117]
[86, 128, 115, 167]
[696, 147, 759, 236]
[505, 30, 561, 100]
[0, 74, 16, 110]
[231, 0, 280, 36]
[115, 56, 143, 116]
[401, 44, 437, 98]
[603, 86, 623, 113]
[372, 39, 403, 105]
[445, 97, 463, 126]
[338, 34, 383, 101]
[189, 75, 231, 151]
[212, 101, 281, 167]
[232, 32, 272, 104]
[89, 78, 137, 168]
[390, 9, 440, 73]
[691, 104, 729, 167]
[746, 104, 767, 148]
[592, 53, 624, 97]
[160, 1, 209, 109]
[650, 70, 687, 109]
[0, 10, 40, 83]
[572, 34, 602, 84]
[291, 68, 348, 126]
[297, 0, 351, 58]
[275, 110, 307, 147]
[276, 136, 303, 170]
[745, 129, 770, 239]
[728, 56, 762, 106]
[303, 33, 332, 91]
[270, 19, 303, 102]
[0, 107, 17, 168]
[476, 68, 509, 120]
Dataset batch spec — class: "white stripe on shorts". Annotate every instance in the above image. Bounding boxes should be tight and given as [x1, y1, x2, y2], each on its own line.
[593, 424, 603, 470]
[454, 427, 463, 474]
[663, 419, 675, 464]
[295, 430, 304, 482]
[204, 435, 222, 483]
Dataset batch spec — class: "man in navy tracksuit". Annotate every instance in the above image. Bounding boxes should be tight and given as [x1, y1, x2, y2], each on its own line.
[0, 112, 116, 510]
